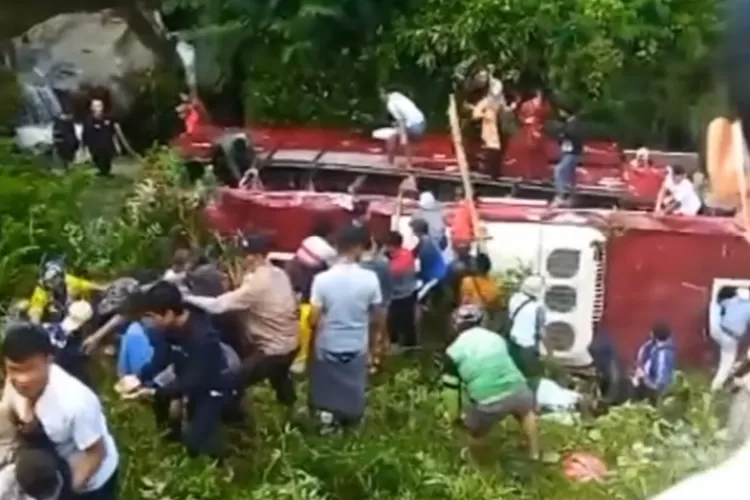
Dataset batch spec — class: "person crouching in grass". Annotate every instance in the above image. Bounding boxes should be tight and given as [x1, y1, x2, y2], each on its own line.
[443, 304, 540, 461]
[631, 322, 676, 405]
[116, 281, 232, 459]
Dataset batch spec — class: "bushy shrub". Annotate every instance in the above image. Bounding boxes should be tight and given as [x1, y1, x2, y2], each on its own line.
[0, 68, 21, 136]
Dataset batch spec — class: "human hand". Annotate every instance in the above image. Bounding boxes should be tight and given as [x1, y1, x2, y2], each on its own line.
[81, 335, 101, 355]
[120, 387, 155, 401]
[115, 375, 142, 395]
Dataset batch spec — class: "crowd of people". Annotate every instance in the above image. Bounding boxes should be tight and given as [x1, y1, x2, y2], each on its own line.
[0, 184, 716, 498]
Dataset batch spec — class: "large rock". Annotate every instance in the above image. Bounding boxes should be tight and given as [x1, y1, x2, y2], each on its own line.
[13, 10, 162, 113]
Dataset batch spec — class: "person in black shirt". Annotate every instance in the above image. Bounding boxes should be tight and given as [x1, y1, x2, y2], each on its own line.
[52, 110, 79, 167]
[552, 106, 583, 207]
[116, 281, 230, 458]
[82, 98, 119, 177]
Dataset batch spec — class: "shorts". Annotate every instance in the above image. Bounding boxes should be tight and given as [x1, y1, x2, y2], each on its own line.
[405, 121, 426, 140]
[464, 385, 535, 437]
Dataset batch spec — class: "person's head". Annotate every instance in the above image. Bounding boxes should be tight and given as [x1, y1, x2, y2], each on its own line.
[239, 234, 270, 272]
[452, 304, 485, 333]
[311, 218, 333, 240]
[40, 261, 65, 291]
[1, 323, 55, 400]
[476, 253, 492, 275]
[15, 446, 63, 500]
[90, 98, 104, 117]
[474, 68, 490, 88]
[670, 164, 687, 182]
[171, 247, 192, 273]
[410, 218, 429, 237]
[353, 200, 370, 220]
[384, 231, 403, 253]
[97, 277, 140, 319]
[520, 275, 544, 299]
[718, 286, 738, 303]
[651, 321, 672, 342]
[336, 225, 370, 260]
[418, 191, 437, 210]
[634, 147, 650, 166]
[124, 281, 186, 332]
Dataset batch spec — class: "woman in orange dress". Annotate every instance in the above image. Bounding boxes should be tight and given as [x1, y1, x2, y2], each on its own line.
[515, 89, 553, 180]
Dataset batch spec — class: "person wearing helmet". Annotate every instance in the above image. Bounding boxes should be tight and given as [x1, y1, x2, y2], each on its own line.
[444, 304, 540, 461]
[27, 260, 105, 325]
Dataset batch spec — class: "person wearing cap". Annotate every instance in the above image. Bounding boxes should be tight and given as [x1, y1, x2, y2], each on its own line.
[506, 275, 546, 378]
[443, 304, 540, 461]
[307, 224, 385, 431]
[632, 322, 676, 404]
[27, 260, 105, 325]
[654, 164, 703, 216]
[413, 192, 447, 251]
[2, 323, 119, 498]
[182, 234, 300, 418]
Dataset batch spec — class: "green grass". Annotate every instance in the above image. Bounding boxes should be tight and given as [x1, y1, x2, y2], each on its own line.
[100, 354, 725, 500]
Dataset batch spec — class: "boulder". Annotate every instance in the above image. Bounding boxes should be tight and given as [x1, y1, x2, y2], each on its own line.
[13, 10, 162, 114]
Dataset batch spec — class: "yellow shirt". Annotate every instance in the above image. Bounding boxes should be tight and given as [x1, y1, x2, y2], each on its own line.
[459, 275, 503, 310]
[27, 274, 97, 321]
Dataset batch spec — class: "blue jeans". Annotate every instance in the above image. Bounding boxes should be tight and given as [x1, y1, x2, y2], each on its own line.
[554, 153, 579, 197]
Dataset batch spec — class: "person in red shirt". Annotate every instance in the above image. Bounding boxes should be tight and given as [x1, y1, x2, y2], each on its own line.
[384, 231, 418, 349]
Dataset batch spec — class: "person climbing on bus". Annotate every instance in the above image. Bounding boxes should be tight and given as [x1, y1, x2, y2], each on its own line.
[654, 164, 703, 216]
[443, 304, 540, 462]
[27, 259, 105, 324]
[466, 67, 505, 178]
[632, 322, 676, 404]
[379, 88, 426, 168]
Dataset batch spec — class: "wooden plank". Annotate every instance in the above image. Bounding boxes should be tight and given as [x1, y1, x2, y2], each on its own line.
[447, 94, 486, 251]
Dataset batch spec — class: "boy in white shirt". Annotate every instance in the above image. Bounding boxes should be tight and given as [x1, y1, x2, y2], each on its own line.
[379, 88, 426, 167]
[655, 164, 703, 216]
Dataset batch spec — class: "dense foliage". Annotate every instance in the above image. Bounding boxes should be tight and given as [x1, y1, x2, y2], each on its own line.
[164, 0, 722, 149]
[0, 145, 734, 499]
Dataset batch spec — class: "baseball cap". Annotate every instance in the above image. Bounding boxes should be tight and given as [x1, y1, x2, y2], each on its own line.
[239, 234, 270, 255]
[60, 301, 94, 334]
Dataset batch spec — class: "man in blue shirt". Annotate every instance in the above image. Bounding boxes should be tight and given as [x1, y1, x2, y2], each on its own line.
[116, 281, 231, 458]
[632, 322, 676, 404]
[410, 218, 448, 306]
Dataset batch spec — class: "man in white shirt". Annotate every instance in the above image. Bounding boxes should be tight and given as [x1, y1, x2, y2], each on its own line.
[507, 275, 546, 378]
[379, 88, 426, 167]
[2, 323, 119, 499]
[655, 164, 703, 216]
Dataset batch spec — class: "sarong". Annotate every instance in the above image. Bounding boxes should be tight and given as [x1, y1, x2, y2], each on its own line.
[308, 350, 367, 423]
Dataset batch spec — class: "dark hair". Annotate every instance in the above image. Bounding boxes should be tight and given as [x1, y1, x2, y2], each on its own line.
[652, 321, 671, 342]
[130, 268, 162, 285]
[127, 280, 184, 316]
[385, 231, 403, 247]
[670, 164, 686, 176]
[1, 323, 54, 362]
[336, 225, 369, 252]
[718, 286, 738, 303]
[410, 218, 429, 235]
[240, 234, 270, 256]
[311, 219, 333, 238]
[352, 200, 370, 217]
[15, 446, 62, 499]
[476, 253, 492, 274]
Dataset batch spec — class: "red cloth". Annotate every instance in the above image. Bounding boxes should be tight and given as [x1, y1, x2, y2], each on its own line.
[451, 201, 475, 245]
[389, 248, 415, 276]
[183, 99, 209, 135]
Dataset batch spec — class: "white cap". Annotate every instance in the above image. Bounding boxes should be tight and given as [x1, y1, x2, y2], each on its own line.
[60, 301, 94, 333]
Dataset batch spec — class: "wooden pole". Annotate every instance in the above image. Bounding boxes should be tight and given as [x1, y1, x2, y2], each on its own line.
[447, 93, 485, 252]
